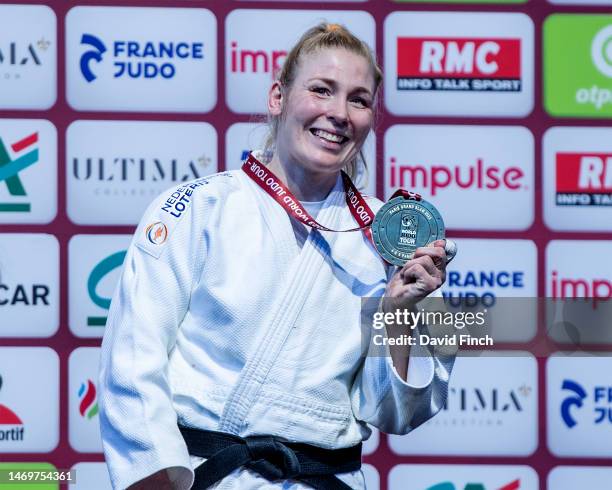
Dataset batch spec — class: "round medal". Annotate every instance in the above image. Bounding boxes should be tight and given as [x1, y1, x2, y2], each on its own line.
[371, 196, 445, 266]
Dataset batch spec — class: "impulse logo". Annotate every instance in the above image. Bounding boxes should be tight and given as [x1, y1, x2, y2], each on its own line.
[78, 379, 98, 420]
[427, 480, 520, 490]
[389, 157, 526, 196]
[0, 132, 39, 213]
[0, 375, 24, 442]
[561, 379, 612, 428]
[230, 41, 286, 78]
[87, 251, 127, 326]
[79, 33, 204, 81]
[396, 37, 521, 92]
[550, 270, 612, 308]
[556, 153, 612, 206]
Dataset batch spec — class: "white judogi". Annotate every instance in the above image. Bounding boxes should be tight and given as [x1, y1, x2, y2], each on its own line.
[99, 165, 454, 490]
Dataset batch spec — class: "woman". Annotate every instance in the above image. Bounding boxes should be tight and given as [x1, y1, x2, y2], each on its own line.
[99, 23, 454, 490]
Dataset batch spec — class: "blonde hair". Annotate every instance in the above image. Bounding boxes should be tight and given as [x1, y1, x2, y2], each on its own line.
[264, 23, 383, 180]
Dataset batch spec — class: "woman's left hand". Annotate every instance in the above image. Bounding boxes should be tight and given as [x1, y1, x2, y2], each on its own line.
[384, 239, 447, 308]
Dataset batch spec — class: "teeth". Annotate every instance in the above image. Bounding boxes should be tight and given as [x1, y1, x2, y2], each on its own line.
[313, 129, 346, 143]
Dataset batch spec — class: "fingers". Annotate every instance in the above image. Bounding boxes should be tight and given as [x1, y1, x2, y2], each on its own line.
[413, 244, 446, 269]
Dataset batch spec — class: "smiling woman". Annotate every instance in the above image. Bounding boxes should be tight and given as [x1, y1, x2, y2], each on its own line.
[98, 23, 454, 490]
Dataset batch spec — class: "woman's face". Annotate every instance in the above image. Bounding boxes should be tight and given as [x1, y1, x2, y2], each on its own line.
[270, 48, 375, 179]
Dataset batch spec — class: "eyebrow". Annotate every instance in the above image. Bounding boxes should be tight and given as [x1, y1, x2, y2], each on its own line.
[307, 77, 373, 97]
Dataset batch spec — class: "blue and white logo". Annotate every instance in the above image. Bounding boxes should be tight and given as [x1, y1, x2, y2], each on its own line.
[548, 355, 612, 457]
[560, 379, 587, 428]
[80, 34, 106, 82]
[78, 33, 202, 82]
[66, 7, 217, 113]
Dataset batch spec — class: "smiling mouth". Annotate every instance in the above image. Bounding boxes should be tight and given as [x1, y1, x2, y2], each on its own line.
[310, 128, 349, 145]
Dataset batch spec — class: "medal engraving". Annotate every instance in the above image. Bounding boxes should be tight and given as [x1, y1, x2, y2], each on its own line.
[371, 196, 445, 266]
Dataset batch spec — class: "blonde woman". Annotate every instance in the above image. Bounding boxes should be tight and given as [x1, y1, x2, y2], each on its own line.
[99, 23, 454, 490]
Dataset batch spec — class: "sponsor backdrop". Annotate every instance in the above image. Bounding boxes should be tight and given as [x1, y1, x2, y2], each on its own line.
[0, 1, 610, 489]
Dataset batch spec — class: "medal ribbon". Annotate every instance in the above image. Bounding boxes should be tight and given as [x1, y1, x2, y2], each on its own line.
[242, 153, 376, 237]
[242, 153, 423, 261]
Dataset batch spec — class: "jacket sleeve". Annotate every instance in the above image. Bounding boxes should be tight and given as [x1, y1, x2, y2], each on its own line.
[350, 288, 456, 435]
[98, 182, 213, 490]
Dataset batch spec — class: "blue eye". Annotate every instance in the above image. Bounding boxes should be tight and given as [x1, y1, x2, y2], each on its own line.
[311, 86, 330, 95]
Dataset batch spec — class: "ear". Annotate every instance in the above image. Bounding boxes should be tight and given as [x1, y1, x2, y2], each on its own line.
[268, 81, 283, 116]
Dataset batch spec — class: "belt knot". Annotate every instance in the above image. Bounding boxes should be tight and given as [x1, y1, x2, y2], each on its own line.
[245, 435, 301, 480]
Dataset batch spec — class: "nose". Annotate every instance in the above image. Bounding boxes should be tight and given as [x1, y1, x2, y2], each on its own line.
[326, 97, 348, 127]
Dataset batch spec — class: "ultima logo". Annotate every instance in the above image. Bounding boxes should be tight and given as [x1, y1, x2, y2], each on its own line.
[396, 37, 521, 92]
[87, 251, 127, 327]
[427, 480, 520, 490]
[0, 375, 24, 442]
[556, 153, 612, 206]
[389, 157, 525, 196]
[79, 33, 204, 81]
[442, 386, 529, 413]
[550, 270, 612, 307]
[561, 379, 612, 428]
[0, 132, 39, 213]
[0, 41, 46, 66]
[78, 379, 98, 420]
[229, 41, 286, 78]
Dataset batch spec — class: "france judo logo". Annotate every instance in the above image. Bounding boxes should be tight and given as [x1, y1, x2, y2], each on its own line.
[146, 221, 168, 245]
[80, 34, 107, 83]
[561, 379, 587, 428]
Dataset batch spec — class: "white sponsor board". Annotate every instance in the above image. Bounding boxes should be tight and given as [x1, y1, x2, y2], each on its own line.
[225, 123, 377, 196]
[0, 5, 56, 110]
[442, 238, 537, 342]
[389, 353, 538, 456]
[72, 462, 112, 490]
[548, 466, 612, 489]
[66, 120, 217, 225]
[66, 7, 216, 112]
[69, 234, 132, 338]
[546, 240, 612, 343]
[388, 464, 538, 490]
[362, 427, 379, 456]
[225, 10, 375, 114]
[0, 347, 59, 452]
[0, 119, 57, 224]
[548, 353, 612, 457]
[384, 12, 534, 117]
[362, 464, 379, 490]
[543, 127, 612, 232]
[0, 234, 59, 337]
[384, 125, 534, 230]
[69, 348, 102, 453]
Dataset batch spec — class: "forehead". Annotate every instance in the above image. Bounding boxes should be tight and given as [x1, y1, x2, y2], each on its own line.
[296, 48, 374, 88]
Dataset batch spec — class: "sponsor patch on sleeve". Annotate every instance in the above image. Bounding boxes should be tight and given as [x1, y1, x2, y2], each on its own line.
[135, 175, 231, 259]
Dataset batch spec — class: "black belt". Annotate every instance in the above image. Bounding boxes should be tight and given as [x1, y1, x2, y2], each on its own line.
[179, 426, 361, 490]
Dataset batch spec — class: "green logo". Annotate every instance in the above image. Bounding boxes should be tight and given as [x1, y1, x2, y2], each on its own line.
[544, 14, 612, 117]
[0, 133, 39, 212]
[87, 250, 126, 326]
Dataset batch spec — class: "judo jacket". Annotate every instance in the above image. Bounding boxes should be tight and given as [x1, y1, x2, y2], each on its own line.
[99, 166, 455, 489]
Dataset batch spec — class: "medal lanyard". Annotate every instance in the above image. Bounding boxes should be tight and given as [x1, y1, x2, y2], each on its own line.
[242, 152, 378, 236]
[242, 153, 423, 257]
